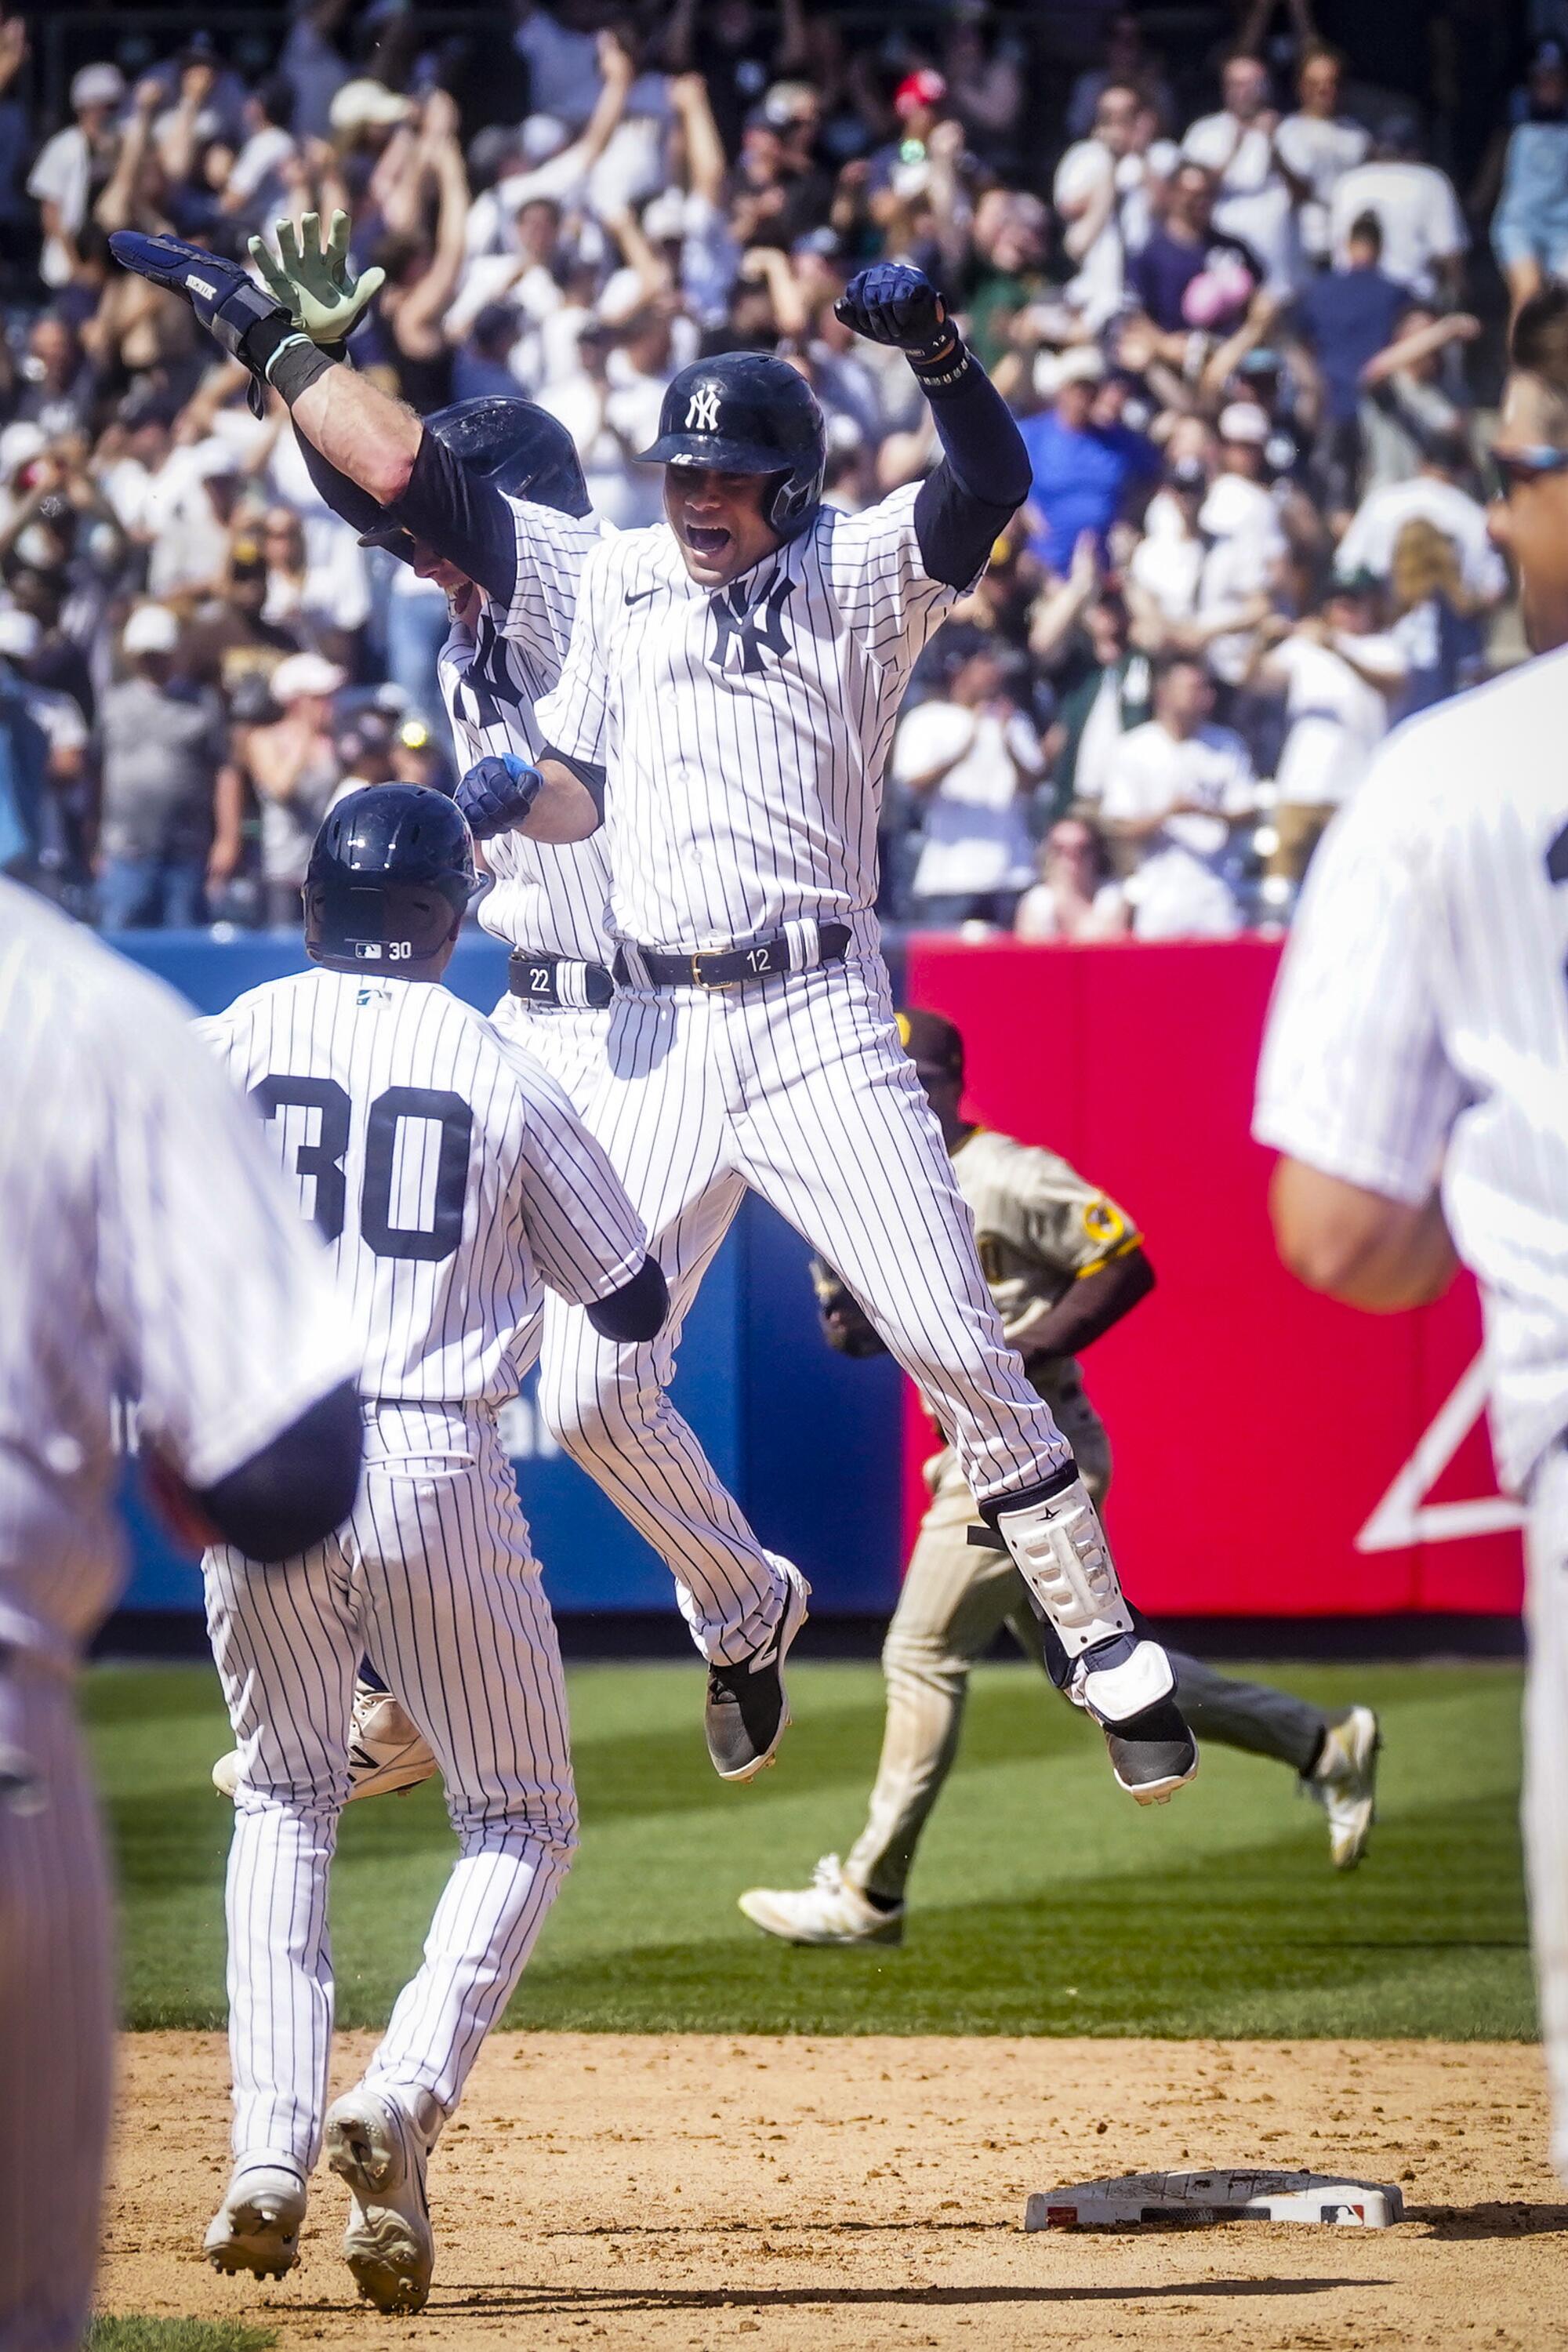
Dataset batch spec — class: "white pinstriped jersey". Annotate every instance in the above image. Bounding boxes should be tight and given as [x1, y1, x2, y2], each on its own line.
[535, 482, 961, 949]
[0, 883, 353, 1668]
[1254, 644, 1568, 1493]
[201, 968, 648, 1408]
[439, 497, 614, 965]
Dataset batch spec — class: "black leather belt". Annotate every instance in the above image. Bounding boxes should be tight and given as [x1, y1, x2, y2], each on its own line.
[507, 951, 614, 1010]
[615, 923, 851, 991]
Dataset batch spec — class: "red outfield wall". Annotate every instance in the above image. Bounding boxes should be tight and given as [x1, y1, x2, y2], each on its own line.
[902, 935, 1525, 1616]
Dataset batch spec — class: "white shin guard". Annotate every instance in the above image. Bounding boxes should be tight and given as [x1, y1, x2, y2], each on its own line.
[989, 1478, 1174, 1727]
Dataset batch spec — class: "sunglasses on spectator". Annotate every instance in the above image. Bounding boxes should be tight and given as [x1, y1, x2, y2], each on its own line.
[1489, 445, 1568, 498]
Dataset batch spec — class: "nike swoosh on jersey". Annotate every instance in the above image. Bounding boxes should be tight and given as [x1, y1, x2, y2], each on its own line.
[624, 585, 661, 605]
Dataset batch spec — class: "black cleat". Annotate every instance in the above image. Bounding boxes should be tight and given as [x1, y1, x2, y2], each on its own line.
[1104, 1697, 1200, 1806]
[704, 1566, 810, 1780]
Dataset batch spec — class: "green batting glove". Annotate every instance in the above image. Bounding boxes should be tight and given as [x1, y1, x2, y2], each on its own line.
[248, 209, 384, 345]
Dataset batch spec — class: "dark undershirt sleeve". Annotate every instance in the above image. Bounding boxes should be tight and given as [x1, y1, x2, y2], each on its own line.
[913, 358, 1033, 590]
[195, 1377, 363, 1563]
[540, 743, 606, 818]
[586, 1254, 669, 1343]
[385, 428, 520, 608]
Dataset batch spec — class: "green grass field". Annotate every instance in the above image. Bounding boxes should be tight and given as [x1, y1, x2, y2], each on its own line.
[88, 1656, 1533, 2042]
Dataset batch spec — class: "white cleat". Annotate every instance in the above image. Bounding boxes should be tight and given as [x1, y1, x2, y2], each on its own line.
[213, 1683, 438, 1804]
[203, 2160, 307, 2281]
[325, 2085, 434, 2314]
[739, 1853, 905, 1947]
[1306, 1706, 1381, 1869]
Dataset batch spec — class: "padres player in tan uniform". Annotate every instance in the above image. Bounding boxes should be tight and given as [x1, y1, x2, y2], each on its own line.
[739, 1009, 1380, 1947]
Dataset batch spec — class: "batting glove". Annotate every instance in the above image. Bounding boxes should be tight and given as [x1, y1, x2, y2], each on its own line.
[834, 263, 955, 366]
[249, 209, 384, 347]
[456, 753, 543, 840]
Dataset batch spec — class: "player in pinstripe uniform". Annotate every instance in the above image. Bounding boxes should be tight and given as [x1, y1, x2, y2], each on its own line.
[741, 1008, 1379, 1947]
[1254, 285, 1568, 2177]
[110, 212, 810, 1780]
[111, 227, 1193, 1795]
[465, 265, 1202, 1802]
[198, 786, 666, 2311]
[0, 881, 361, 2352]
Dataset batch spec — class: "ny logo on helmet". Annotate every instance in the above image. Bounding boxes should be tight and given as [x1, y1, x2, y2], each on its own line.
[685, 384, 722, 433]
[709, 575, 794, 676]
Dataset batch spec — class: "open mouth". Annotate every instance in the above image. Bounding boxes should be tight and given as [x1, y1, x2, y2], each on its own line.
[684, 522, 731, 559]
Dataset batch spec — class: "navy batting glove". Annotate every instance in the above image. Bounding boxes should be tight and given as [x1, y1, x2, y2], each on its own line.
[835, 263, 953, 364]
[456, 753, 543, 840]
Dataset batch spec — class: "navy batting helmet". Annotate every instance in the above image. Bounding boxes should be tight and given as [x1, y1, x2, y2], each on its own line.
[359, 394, 590, 555]
[637, 354, 826, 539]
[304, 785, 479, 971]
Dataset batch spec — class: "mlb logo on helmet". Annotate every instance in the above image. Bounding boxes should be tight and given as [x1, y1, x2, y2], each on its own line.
[686, 384, 721, 433]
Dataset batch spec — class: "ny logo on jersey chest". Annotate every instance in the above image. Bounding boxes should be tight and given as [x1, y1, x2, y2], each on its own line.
[708, 574, 794, 676]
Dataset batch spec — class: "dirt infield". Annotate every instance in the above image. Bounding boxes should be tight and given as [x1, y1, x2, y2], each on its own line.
[100, 2033, 1566, 2352]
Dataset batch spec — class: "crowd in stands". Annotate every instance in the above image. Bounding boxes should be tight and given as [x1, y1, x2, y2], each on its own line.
[0, 0, 1548, 938]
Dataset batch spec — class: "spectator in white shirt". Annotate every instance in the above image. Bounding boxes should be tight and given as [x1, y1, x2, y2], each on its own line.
[1100, 652, 1257, 939]
[1194, 405, 1287, 685]
[1335, 430, 1509, 611]
[27, 62, 124, 290]
[1243, 580, 1409, 887]
[1054, 82, 1148, 331]
[1181, 52, 1305, 299]
[1014, 814, 1130, 942]
[1327, 115, 1468, 304]
[893, 630, 1044, 930]
[220, 74, 297, 229]
[1275, 44, 1370, 265]
[1127, 454, 1210, 635]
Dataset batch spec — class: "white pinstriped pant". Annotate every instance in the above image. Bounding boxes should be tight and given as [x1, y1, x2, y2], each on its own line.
[537, 958, 1073, 1565]
[0, 1655, 113, 2352]
[492, 993, 789, 1665]
[204, 1403, 575, 2169]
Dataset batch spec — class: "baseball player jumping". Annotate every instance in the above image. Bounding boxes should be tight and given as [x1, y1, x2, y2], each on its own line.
[198, 785, 666, 2312]
[111, 223, 1199, 1797]
[741, 1008, 1380, 1947]
[109, 214, 808, 1783]
[1254, 288, 1568, 2176]
[0, 882, 361, 2350]
[496, 266, 1200, 1801]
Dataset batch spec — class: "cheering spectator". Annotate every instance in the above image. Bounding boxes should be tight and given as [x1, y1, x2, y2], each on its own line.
[1126, 158, 1262, 338]
[1014, 814, 1129, 942]
[95, 602, 241, 929]
[1491, 42, 1568, 322]
[27, 62, 124, 291]
[1099, 652, 1257, 940]
[1327, 115, 1468, 304]
[1181, 53, 1304, 299]
[1018, 349, 1160, 575]
[1287, 211, 1410, 515]
[1054, 82, 1152, 330]
[892, 628, 1044, 931]
[1275, 45, 1370, 268]
[242, 648, 343, 927]
[1388, 515, 1486, 717]
[1335, 430, 1508, 612]
[1242, 583, 1407, 889]
[1032, 559, 1154, 816]
[1356, 303, 1481, 494]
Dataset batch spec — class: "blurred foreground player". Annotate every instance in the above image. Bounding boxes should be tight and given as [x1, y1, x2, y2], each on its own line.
[0, 880, 360, 2350]
[1254, 286, 1568, 2175]
[740, 1010, 1378, 1947]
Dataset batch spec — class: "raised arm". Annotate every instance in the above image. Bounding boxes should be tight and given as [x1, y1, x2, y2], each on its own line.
[834, 263, 1031, 587]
